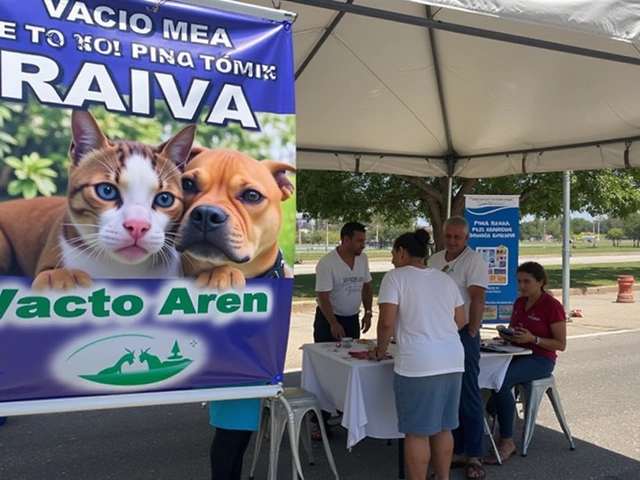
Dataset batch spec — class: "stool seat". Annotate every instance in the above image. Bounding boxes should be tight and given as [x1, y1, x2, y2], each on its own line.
[249, 387, 339, 479]
[516, 374, 576, 456]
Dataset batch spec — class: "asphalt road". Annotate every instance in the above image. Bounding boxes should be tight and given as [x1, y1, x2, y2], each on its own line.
[1, 294, 639, 480]
[293, 253, 640, 275]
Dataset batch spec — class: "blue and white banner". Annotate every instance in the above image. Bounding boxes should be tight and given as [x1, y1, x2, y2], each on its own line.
[0, 0, 296, 404]
[465, 195, 520, 324]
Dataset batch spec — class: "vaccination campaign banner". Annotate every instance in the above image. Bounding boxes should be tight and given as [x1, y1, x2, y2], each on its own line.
[465, 195, 519, 324]
[0, 0, 296, 403]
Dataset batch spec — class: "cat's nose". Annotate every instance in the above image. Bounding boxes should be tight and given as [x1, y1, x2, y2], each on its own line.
[124, 220, 151, 239]
[190, 206, 228, 231]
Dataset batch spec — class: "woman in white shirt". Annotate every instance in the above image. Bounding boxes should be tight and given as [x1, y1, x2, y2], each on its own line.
[369, 230, 466, 480]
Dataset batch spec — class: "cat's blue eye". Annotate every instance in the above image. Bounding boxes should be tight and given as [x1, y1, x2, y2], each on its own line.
[95, 183, 119, 201]
[182, 178, 198, 193]
[154, 192, 175, 208]
[240, 189, 263, 204]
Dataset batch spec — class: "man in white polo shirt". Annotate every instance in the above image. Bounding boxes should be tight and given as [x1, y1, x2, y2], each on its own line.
[428, 216, 489, 480]
[314, 221, 374, 342]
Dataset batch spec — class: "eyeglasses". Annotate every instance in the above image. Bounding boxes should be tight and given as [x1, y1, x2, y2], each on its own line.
[441, 265, 451, 273]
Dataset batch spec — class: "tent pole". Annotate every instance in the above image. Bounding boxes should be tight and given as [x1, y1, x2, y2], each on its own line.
[562, 171, 571, 320]
[446, 176, 453, 219]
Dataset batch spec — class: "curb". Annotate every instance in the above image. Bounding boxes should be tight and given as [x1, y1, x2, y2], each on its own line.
[291, 284, 640, 313]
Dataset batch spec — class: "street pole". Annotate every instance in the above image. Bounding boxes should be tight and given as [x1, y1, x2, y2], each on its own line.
[562, 171, 571, 320]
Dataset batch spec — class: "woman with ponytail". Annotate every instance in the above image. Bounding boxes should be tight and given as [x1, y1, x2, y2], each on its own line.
[369, 229, 466, 480]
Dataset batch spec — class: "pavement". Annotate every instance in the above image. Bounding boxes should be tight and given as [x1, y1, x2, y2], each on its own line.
[1, 291, 639, 479]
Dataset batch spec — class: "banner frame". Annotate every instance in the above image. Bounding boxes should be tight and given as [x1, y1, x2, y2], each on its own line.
[0, 384, 283, 416]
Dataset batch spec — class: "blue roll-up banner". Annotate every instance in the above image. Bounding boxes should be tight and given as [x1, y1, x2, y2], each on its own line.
[465, 195, 520, 324]
[0, 0, 296, 404]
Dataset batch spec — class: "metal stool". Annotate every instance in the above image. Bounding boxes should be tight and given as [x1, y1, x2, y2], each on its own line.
[515, 374, 576, 456]
[249, 387, 339, 479]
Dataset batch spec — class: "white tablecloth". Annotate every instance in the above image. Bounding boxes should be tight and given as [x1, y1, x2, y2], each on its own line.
[301, 342, 528, 449]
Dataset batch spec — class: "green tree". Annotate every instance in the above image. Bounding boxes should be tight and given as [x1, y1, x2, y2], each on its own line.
[297, 169, 640, 250]
[622, 213, 640, 247]
[571, 218, 592, 235]
[607, 227, 624, 246]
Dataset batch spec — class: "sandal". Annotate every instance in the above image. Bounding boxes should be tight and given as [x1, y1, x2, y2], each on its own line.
[484, 447, 517, 465]
[465, 462, 486, 479]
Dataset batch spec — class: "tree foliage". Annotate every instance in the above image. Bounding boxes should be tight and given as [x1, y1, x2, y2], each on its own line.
[297, 169, 640, 250]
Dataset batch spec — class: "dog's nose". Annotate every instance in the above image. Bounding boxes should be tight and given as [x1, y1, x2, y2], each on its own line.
[190, 206, 228, 230]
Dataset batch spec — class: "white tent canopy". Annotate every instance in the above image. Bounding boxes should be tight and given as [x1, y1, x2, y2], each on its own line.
[229, 0, 640, 178]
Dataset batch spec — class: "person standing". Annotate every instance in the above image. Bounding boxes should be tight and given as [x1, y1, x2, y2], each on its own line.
[209, 393, 261, 480]
[314, 221, 373, 342]
[428, 216, 489, 480]
[311, 221, 373, 440]
[369, 229, 465, 480]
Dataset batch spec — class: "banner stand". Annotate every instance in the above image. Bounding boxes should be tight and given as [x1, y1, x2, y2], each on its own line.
[0, 384, 283, 417]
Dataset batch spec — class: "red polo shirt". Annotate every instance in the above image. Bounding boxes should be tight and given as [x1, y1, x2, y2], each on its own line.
[509, 290, 566, 362]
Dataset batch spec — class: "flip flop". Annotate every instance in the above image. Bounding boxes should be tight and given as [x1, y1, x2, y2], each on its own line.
[465, 462, 486, 479]
[484, 448, 517, 465]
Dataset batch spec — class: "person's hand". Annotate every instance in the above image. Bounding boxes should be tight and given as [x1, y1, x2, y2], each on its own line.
[330, 322, 346, 340]
[468, 326, 480, 338]
[367, 347, 383, 361]
[361, 312, 372, 334]
[512, 326, 534, 344]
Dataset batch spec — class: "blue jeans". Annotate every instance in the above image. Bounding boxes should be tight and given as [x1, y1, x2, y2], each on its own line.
[453, 325, 485, 458]
[491, 354, 555, 439]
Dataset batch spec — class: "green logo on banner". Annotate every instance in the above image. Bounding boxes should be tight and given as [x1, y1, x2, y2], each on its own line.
[74, 338, 193, 386]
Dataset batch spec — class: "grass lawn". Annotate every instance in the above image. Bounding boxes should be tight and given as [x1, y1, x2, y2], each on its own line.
[293, 262, 640, 300]
[295, 242, 640, 261]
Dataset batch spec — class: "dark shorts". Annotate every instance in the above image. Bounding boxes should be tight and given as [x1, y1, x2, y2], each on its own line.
[313, 307, 360, 342]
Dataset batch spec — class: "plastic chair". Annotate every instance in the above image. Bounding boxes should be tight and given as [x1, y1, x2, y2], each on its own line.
[515, 374, 576, 456]
[249, 387, 339, 479]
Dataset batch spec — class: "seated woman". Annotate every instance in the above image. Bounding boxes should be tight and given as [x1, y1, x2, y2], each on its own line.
[369, 230, 466, 480]
[485, 261, 567, 464]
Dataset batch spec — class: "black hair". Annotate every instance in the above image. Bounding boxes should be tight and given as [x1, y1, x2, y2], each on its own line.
[340, 221, 366, 239]
[393, 229, 430, 258]
[517, 261, 548, 287]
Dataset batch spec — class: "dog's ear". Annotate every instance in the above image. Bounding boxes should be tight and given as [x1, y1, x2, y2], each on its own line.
[188, 146, 207, 163]
[262, 161, 296, 201]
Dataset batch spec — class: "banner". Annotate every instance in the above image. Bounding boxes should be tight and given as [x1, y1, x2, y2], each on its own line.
[0, 0, 296, 403]
[465, 195, 520, 324]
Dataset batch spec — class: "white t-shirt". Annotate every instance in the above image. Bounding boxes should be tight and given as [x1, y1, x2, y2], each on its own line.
[315, 249, 372, 316]
[427, 246, 489, 323]
[377, 266, 465, 377]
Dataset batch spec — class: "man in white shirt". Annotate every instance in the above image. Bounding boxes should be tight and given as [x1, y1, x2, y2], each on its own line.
[428, 216, 489, 480]
[314, 221, 373, 342]
[310, 222, 374, 441]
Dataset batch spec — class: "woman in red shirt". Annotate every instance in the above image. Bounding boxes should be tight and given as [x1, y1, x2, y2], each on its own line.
[485, 262, 567, 465]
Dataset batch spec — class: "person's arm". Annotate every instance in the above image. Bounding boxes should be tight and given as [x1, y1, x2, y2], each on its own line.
[361, 281, 373, 333]
[369, 302, 397, 360]
[454, 304, 466, 331]
[467, 285, 486, 337]
[513, 321, 567, 351]
[317, 291, 345, 340]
